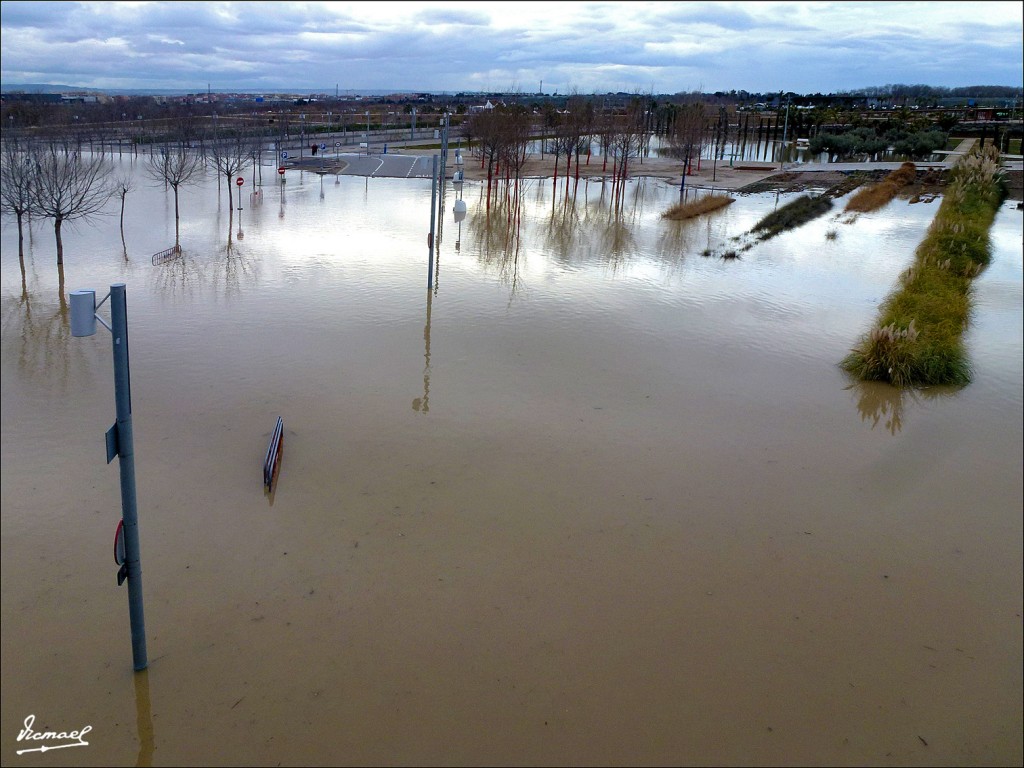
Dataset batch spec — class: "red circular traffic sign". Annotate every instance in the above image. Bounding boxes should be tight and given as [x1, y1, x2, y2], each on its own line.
[278, 167, 285, 175]
[236, 177, 244, 186]
[114, 519, 125, 566]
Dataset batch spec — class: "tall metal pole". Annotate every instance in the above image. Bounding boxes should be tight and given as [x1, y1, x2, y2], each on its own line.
[428, 154, 438, 289]
[438, 114, 450, 237]
[780, 97, 790, 169]
[440, 113, 450, 181]
[110, 283, 147, 671]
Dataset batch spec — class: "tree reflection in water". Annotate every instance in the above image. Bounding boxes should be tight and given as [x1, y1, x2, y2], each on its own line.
[149, 243, 260, 303]
[469, 180, 529, 302]
[0, 282, 92, 395]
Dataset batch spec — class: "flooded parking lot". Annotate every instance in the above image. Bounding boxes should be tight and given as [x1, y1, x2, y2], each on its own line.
[2, 157, 1021, 765]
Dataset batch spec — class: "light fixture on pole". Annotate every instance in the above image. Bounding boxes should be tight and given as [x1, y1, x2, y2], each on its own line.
[453, 198, 467, 251]
[69, 284, 148, 672]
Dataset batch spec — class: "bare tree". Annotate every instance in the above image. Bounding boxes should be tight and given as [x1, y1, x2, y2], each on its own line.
[497, 104, 532, 184]
[542, 104, 567, 184]
[112, 172, 134, 255]
[30, 142, 112, 265]
[465, 109, 506, 204]
[566, 94, 596, 182]
[610, 97, 647, 196]
[668, 102, 708, 197]
[204, 124, 258, 214]
[145, 142, 205, 247]
[0, 139, 36, 267]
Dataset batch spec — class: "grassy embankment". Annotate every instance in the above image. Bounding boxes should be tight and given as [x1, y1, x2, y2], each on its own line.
[751, 194, 834, 239]
[703, 194, 834, 259]
[844, 162, 917, 213]
[662, 194, 734, 220]
[841, 145, 1006, 386]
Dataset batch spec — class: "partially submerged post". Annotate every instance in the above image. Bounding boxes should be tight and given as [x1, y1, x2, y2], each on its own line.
[70, 283, 148, 671]
[428, 154, 438, 289]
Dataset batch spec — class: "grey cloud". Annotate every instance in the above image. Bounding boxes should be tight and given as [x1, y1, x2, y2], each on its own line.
[0, 1, 1020, 93]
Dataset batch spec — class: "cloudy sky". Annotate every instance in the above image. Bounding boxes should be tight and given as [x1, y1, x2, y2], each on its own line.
[1, 1, 1021, 95]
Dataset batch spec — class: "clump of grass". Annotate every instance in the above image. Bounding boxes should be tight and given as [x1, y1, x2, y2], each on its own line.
[845, 162, 917, 213]
[662, 194, 734, 220]
[842, 145, 1004, 386]
[721, 249, 739, 260]
[751, 195, 833, 240]
[825, 229, 838, 240]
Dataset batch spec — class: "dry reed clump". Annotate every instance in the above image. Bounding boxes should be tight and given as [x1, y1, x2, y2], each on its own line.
[842, 145, 1005, 387]
[662, 194, 734, 220]
[844, 162, 918, 213]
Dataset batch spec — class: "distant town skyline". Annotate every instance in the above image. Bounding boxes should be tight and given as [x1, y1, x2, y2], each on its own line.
[1, 1, 1021, 95]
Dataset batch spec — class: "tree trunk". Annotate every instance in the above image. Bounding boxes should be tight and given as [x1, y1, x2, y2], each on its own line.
[17, 212, 25, 261]
[54, 217, 64, 265]
[17, 213, 27, 291]
[57, 261, 67, 308]
[174, 186, 181, 247]
[120, 196, 128, 256]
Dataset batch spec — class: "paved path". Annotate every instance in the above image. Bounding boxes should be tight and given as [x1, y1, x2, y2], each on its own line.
[285, 151, 435, 178]
[783, 138, 980, 174]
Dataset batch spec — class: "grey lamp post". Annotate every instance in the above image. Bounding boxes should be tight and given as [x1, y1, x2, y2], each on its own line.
[428, 154, 438, 289]
[70, 284, 147, 671]
[780, 96, 790, 169]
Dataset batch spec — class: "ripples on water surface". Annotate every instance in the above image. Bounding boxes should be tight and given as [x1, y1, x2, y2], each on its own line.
[2, 157, 1021, 765]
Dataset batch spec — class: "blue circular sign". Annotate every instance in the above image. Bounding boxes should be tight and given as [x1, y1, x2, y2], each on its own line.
[280, 151, 288, 159]
[320, 143, 326, 150]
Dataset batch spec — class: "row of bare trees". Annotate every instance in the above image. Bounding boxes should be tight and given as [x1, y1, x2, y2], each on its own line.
[463, 94, 663, 207]
[1, 120, 268, 273]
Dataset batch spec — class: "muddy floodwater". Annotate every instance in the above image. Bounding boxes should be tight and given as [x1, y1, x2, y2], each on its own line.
[2, 157, 1021, 766]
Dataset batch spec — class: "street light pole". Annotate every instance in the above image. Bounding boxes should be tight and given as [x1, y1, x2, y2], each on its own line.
[438, 113, 450, 236]
[428, 154, 438, 289]
[70, 283, 147, 671]
[780, 95, 790, 169]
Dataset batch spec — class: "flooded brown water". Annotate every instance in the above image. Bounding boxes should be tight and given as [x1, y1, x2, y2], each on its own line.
[2, 159, 1021, 765]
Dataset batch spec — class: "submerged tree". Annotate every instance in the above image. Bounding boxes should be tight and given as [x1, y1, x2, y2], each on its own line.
[30, 142, 112, 265]
[145, 142, 205, 247]
[205, 125, 260, 215]
[112, 172, 134, 256]
[0, 140, 36, 268]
